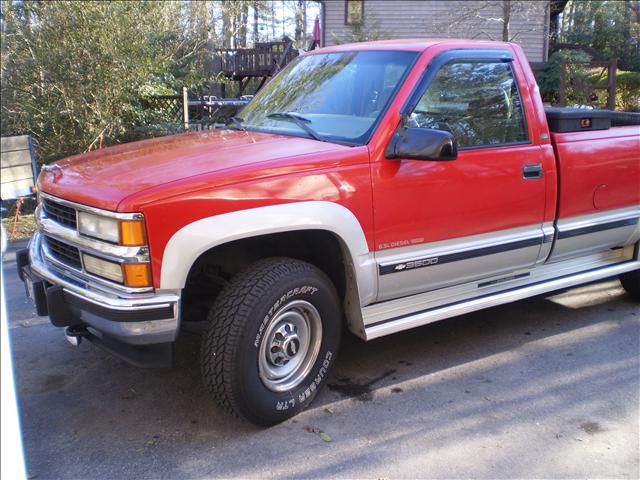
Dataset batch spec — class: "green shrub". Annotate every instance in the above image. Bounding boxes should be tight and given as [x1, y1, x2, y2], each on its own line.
[0, 1, 207, 164]
[616, 71, 640, 112]
[535, 50, 592, 104]
[535, 51, 639, 111]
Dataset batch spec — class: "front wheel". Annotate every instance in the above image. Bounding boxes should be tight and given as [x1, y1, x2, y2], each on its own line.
[200, 257, 341, 425]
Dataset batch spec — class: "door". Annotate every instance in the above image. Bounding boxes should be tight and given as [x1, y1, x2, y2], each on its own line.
[372, 50, 548, 302]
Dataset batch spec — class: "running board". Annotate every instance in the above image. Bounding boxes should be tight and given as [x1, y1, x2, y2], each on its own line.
[362, 259, 639, 340]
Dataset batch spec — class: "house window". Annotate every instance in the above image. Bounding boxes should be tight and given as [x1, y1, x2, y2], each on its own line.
[345, 0, 364, 25]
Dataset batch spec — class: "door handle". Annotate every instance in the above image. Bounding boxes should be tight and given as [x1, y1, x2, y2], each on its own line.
[522, 163, 543, 180]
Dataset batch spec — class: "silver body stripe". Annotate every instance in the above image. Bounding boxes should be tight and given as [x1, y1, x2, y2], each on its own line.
[556, 206, 640, 233]
[549, 206, 640, 263]
[374, 224, 545, 302]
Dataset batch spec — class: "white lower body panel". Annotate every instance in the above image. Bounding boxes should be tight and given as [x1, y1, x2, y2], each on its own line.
[362, 245, 638, 340]
[549, 206, 640, 263]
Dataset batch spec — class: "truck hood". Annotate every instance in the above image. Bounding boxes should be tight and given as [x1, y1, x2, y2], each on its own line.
[38, 129, 349, 211]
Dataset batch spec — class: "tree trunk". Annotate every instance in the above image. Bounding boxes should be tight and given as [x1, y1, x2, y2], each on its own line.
[1, 0, 13, 34]
[295, 0, 304, 45]
[622, 0, 632, 64]
[303, 0, 307, 43]
[204, 1, 216, 83]
[566, 0, 576, 40]
[592, 2, 606, 53]
[253, 2, 259, 44]
[222, 2, 233, 48]
[271, 1, 276, 39]
[238, 3, 248, 47]
[502, 0, 511, 42]
[188, 1, 197, 38]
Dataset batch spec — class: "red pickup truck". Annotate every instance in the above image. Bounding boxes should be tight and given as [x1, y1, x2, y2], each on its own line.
[18, 39, 640, 425]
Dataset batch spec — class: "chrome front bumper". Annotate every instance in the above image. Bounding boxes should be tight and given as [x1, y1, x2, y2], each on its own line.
[28, 232, 181, 346]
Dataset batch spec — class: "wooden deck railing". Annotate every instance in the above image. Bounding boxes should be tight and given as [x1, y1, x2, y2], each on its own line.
[214, 39, 298, 79]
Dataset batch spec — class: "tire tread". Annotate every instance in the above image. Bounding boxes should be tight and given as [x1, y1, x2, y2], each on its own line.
[200, 257, 324, 420]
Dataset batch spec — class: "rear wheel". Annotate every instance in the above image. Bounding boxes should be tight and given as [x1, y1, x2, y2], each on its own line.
[619, 269, 640, 300]
[200, 257, 341, 425]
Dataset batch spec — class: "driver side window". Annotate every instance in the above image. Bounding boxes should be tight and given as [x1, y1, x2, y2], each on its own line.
[410, 61, 528, 148]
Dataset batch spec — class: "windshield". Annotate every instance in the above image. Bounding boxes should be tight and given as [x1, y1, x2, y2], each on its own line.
[239, 50, 418, 145]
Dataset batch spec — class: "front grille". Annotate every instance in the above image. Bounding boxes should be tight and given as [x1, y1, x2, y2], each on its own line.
[42, 198, 77, 229]
[45, 236, 82, 269]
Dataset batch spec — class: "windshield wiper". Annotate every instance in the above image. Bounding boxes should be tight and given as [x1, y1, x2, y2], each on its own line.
[266, 112, 326, 142]
[227, 116, 246, 131]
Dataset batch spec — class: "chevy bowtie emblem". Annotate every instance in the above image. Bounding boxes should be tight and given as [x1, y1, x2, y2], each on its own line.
[395, 264, 407, 271]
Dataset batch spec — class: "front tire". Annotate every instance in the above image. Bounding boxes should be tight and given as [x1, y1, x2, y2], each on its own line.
[620, 269, 640, 300]
[200, 257, 341, 425]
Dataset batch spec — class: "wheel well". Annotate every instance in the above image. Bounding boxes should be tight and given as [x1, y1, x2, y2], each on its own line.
[181, 230, 349, 323]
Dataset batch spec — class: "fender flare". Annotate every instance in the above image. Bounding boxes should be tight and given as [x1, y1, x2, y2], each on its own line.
[160, 201, 377, 306]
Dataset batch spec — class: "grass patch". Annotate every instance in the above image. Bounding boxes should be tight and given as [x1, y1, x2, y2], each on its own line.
[2, 214, 36, 241]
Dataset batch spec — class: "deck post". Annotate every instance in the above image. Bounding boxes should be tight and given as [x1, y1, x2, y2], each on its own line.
[182, 87, 189, 129]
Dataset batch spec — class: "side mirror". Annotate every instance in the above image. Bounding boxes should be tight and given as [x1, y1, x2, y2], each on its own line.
[385, 127, 458, 161]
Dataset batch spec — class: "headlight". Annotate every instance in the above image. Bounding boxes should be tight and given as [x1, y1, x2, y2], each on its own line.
[82, 254, 152, 287]
[82, 253, 124, 283]
[78, 212, 119, 243]
[78, 212, 146, 246]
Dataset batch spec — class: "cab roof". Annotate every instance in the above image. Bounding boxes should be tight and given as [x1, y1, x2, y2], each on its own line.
[310, 38, 514, 54]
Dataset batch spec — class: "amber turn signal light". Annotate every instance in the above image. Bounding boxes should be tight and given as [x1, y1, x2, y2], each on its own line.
[123, 263, 151, 287]
[119, 220, 147, 246]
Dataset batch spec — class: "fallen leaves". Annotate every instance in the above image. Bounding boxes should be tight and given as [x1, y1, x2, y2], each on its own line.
[304, 425, 332, 442]
[136, 434, 161, 452]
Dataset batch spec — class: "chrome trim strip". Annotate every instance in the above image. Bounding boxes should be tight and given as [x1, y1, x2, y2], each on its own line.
[63, 288, 174, 313]
[36, 206, 149, 263]
[39, 191, 143, 220]
[376, 225, 545, 267]
[556, 206, 640, 235]
[30, 232, 178, 310]
[477, 272, 531, 288]
[557, 217, 639, 239]
[378, 235, 542, 275]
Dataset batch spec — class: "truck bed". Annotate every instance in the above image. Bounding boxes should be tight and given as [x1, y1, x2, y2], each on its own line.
[550, 124, 639, 219]
[548, 117, 639, 262]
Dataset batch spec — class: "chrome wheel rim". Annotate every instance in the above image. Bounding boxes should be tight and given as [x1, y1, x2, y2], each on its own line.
[258, 300, 323, 392]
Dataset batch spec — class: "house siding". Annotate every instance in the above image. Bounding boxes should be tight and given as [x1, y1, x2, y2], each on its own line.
[322, 0, 549, 62]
